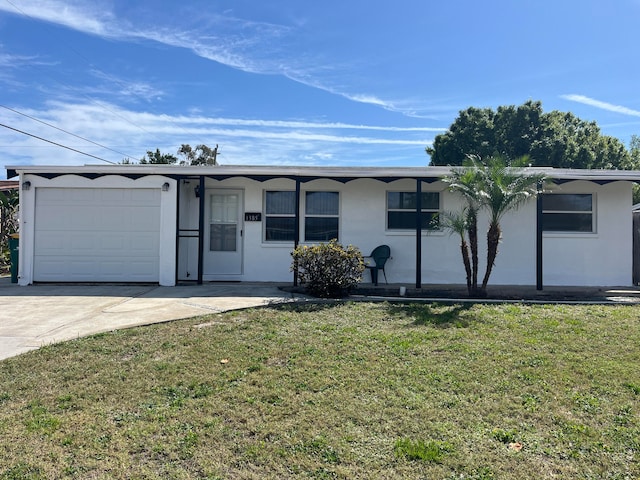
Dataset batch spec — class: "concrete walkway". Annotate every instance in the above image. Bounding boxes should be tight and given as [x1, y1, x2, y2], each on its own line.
[0, 279, 307, 360]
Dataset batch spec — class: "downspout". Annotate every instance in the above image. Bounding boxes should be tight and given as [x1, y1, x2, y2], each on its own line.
[293, 178, 301, 286]
[416, 179, 422, 289]
[197, 175, 205, 285]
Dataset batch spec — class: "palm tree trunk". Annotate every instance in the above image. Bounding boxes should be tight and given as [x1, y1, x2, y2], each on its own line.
[460, 237, 472, 295]
[467, 208, 479, 291]
[481, 222, 501, 291]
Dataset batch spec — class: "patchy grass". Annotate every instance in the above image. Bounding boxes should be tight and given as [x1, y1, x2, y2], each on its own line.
[0, 302, 639, 479]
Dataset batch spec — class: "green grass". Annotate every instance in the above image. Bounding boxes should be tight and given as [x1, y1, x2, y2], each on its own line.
[1, 302, 639, 479]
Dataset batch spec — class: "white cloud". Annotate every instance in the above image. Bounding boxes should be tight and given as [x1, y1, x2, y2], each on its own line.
[0, 1, 427, 117]
[168, 116, 444, 132]
[0, 0, 115, 37]
[1, 101, 435, 169]
[561, 94, 640, 117]
[89, 70, 164, 101]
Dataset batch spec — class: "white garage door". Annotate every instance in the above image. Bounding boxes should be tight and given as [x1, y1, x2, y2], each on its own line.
[34, 188, 161, 282]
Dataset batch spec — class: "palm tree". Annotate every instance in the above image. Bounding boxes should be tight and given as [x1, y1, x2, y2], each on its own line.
[439, 209, 473, 294]
[476, 156, 546, 291]
[443, 165, 483, 294]
[444, 155, 546, 296]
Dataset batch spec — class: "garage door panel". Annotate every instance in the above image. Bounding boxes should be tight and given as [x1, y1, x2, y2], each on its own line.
[35, 256, 159, 282]
[34, 187, 161, 282]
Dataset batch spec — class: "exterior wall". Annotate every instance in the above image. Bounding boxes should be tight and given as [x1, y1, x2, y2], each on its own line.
[18, 174, 177, 286]
[17, 172, 635, 287]
[542, 181, 632, 286]
[186, 177, 633, 287]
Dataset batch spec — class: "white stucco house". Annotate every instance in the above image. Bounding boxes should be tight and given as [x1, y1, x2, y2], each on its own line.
[6, 164, 640, 288]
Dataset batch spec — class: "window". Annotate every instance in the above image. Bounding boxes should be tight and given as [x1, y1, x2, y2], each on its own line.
[305, 191, 339, 241]
[264, 191, 296, 242]
[387, 191, 440, 230]
[542, 194, 594, 232]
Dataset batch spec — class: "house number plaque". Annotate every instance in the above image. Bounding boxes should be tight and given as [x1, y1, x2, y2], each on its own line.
[244, 212, 262, 221]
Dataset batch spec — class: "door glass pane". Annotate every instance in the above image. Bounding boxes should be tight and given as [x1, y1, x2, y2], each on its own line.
[210, 194, 238, 222]
[210, 224, 237, 251]
[210, 193, 238, 251]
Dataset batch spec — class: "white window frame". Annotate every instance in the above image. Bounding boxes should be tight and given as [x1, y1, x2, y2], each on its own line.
[386, 191, 441, 231]
[304, 191, 340, 242]
[263, 190, 296, 243]
[542, 193, 596, 233]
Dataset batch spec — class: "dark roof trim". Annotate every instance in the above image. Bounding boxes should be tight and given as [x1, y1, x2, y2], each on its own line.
[17, 171, 443, 184]
[200, 174, 441, 184]
[551, 178, 626, 185]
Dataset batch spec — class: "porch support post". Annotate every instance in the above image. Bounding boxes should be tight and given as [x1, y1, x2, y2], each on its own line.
[293, 178, 301, 286]
[536, 182, 543, 290]
[416, 179, 422, 289]
[197, 175, 205, 285]
[174, 177, 181, 285]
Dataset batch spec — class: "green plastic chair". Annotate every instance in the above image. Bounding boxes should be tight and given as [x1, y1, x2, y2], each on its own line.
[364, 245, 391, 285]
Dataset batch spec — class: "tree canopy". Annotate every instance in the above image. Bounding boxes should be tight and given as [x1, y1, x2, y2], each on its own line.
[122, 144, 219, 165]
[177, 144, 219, 166]
[139, 148, 178, 165]
[427, 100, 635, 170]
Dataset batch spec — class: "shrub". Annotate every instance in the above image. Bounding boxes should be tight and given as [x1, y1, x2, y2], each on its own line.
[291, 240, 365, 298]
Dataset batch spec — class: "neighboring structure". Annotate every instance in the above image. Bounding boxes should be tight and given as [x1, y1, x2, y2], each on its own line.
[6, 164, 640, 288]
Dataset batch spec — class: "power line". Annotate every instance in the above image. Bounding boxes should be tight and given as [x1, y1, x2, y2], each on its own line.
[3, 0, 159, 148]
[0, 104, 136, 159]
[0, 123, 117, 164]
[4, 0, 221, 157]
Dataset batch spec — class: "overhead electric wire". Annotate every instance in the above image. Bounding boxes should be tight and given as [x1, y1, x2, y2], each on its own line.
[3, 0, 161, 152]
[0, 104, 136, 159]
[4, 0, 222, 161]
[0, 123, 116, 164]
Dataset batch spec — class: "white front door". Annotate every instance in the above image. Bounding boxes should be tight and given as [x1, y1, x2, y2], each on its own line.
[203, 189, 243, 279]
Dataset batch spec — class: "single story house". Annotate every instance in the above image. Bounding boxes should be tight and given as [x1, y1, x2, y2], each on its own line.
[6, 164, 640, 288]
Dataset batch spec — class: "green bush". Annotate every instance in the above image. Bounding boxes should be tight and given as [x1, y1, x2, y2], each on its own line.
[291, 240, 365, 298]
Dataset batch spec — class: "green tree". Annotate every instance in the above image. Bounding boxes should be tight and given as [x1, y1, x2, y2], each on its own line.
[443, 156, 546, 297]
[177, 144, 219, 166]
[0, 188, 19, 271]
[428, 100, 634, 170]
[140, 148, 177, 164]
[629, 135, 640, 204]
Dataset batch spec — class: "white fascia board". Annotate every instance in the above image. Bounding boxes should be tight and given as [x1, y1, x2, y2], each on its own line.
[6, 165, 640, 182]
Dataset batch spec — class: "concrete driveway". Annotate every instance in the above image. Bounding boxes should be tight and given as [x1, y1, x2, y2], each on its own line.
[0, 279, 305, 360]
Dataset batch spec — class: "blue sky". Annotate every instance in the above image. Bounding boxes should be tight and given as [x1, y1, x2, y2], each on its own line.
[2, 0, 640, 177]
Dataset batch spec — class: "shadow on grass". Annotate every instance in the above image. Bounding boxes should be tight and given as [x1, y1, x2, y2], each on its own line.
[386, 303, 474, 328]
[269, 301, 348, 314]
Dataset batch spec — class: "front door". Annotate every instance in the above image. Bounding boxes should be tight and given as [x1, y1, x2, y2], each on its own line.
[203, 189, 243, 279]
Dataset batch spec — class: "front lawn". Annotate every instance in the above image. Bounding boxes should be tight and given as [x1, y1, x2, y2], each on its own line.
[0, 302, 639, 479]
